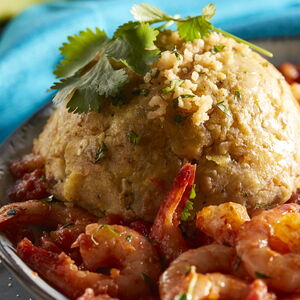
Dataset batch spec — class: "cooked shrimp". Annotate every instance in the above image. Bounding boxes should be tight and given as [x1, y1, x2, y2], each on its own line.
[0, 199, 97, 231]
[77, 288, 118, 300]
[17, 238, 118, 299]
[160, 244, 248, 300]
[73, 223, 161, 300]
[196, 202, 250, 246]
[0, 199, 98, 255]
[237, 204, 300, 293]
[150, 163, 196, 262]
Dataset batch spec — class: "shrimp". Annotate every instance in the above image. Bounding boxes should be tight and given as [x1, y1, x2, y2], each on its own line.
[160, 244, 249, 300]
[0, 199, 98, 254]
[73, 223, 162, 300]
[17, 238, 118, 299]
[0, 199, 97, 231]
[236, 203, 300, 293]
[196, 202, 250, 246]
[150, 163, 196, 262]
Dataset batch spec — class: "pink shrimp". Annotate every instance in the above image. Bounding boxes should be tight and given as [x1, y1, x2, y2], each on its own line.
[73, 223, 162, 300]
[160, 244, 248, 300]
[17, 238, 118, 299]
[150, 163, 196, 262]
[196, 202, 250, 246]
[237, 203, 300, 294]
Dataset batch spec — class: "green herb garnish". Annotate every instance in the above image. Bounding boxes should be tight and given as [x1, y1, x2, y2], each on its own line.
[131, 3, 272, 57]
[173, 114, 189, 123]
[126, 235, 132, 242]
[173, 98, 179, 108]
[162, 79, 184, 94]
[255, 272, 271, 279]
[52, 22, 159, 113]
[132, 88, 149, 96]
[127, 131, 141, 145]
[234, 90, 241, 100]
[172, 293, 187, 300]
[52, 2, 272, 114]
[216, 101, 230, 116]
[172, 94, 195, 108]
[93, 142, 108, 164]
[212, 45, 225, 54]
[61, 222, 75, 229]
[36, 195, 57, 203]
[172, 47, 181, 60]
[6, 209, 17, 217]
[97, 224, 120, 236]
[181, 200, 194, 221]
[189, 184, 196, 199]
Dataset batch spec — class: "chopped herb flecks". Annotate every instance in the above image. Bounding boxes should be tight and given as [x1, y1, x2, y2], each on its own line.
[93, 142, 108, 164]
[126, 235, 132, 242]
[216, 101, 230, 116]
[127, 131, 141, 145]
[162, 79, 184, 94]
[133, 88, 149, 96]
[181, 200, 194, 221]
[172, 47, 181, 60]
[36, 195, 56, 203]
[189, 184, 196, 199]
[173, 114, 188, 123]
[97, 224, 120, 236]
[6, 209, 17, 217]
[255, 272, 271, 279]
[212, 45, 225, 54]
[172, 293, 187, 300]
[61, 222, 75, 229]
[234, 90, 241, 100]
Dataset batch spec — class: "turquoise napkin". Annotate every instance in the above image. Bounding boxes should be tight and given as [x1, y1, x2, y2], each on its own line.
[1, 0, 300, 142]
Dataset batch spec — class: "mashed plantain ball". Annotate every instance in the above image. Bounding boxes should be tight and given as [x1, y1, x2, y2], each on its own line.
[34, 32, 300, 220]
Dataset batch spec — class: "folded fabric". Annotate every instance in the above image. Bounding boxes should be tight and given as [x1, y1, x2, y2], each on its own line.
[0, 0, 300, 142]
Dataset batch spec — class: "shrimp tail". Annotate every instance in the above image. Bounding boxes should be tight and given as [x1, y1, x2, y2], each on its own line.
[17, 238, 118, 299]
[150, 163, 196, 262]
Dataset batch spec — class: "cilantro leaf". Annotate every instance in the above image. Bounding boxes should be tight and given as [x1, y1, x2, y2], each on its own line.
[54, 28, 108, 78]
[113, 21, 139, 37]
[53, 54, 128, 113]
[108, 22, 160, 75]
[177, 16, 213, 41]
[131, 3, 170, 22]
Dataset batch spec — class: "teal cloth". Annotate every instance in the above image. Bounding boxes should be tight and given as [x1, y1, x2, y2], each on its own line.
[1, 0, 300, 142]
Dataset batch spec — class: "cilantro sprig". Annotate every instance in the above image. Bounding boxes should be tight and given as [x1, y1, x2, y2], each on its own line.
[52, 2, 272, 114]
[131, 3, 272, 57]
[52, 23, 159, 113]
